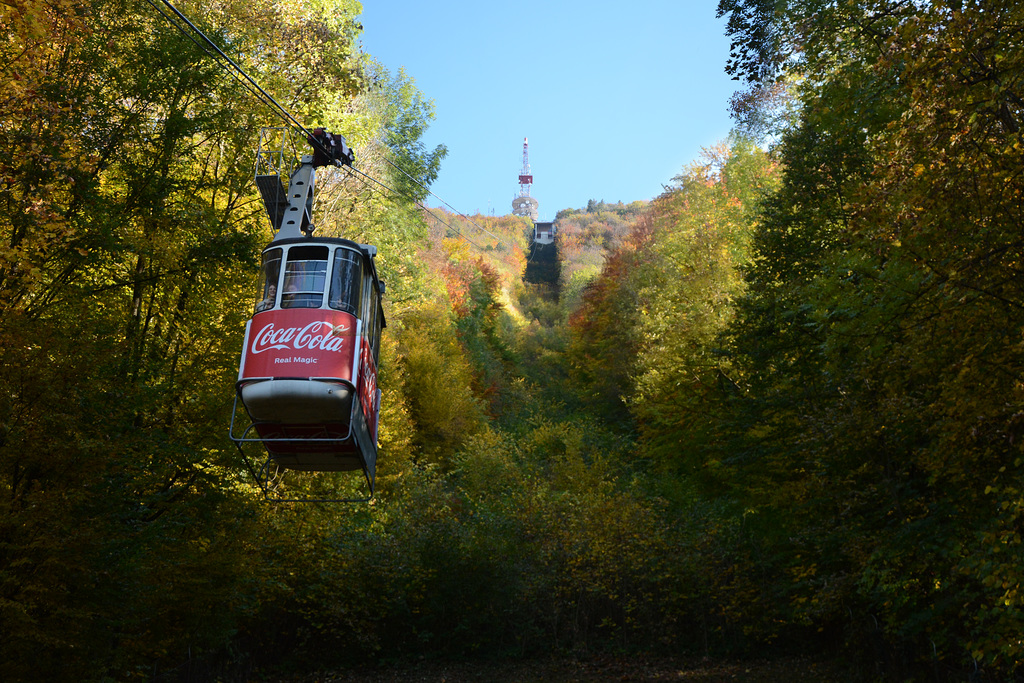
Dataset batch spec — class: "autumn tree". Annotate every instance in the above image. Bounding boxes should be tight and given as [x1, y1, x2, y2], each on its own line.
[0, 0, 369, 677]
[628, 140, 777, 480]
[716, 0, 1024, 673]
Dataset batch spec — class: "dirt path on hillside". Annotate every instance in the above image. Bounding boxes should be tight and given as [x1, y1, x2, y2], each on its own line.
[279, 655, 862, 682]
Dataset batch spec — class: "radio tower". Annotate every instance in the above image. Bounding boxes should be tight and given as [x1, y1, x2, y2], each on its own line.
[511, 137, 539, 221]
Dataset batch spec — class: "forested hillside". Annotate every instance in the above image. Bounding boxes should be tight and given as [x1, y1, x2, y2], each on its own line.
[2, 0, 1023, 681]
[570, 0, 1024, 678]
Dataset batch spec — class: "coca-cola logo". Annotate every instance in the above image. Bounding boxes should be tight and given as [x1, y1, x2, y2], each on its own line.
[250, 321, 351, 355]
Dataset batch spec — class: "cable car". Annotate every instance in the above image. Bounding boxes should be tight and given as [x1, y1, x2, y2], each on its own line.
[230, 130, 384, 498]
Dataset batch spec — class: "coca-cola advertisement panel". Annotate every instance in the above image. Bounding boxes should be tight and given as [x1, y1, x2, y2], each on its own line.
[357, 337, 379, 437]
[240, 309, 358, 381]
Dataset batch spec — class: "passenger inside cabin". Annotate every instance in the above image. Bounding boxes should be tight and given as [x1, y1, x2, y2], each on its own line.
[256, 284, 277, 312]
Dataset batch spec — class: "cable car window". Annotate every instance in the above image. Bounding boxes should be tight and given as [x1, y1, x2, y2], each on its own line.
[361, 270, 383, 362]
[255, 248, 282, 312]
[281, 245, 328, 308]
[361, 268, 376, 347]
[371, 295, 382, 362]
[328, 248, 362, 314]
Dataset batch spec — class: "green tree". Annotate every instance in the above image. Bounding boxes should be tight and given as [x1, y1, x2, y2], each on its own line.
[0, 0, 367, 677]
[717, 0, 1024, 673]
[630, 140, 776, 479]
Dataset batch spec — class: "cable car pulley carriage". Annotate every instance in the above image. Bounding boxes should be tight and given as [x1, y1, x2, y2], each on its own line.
[230, 128, 385, 501]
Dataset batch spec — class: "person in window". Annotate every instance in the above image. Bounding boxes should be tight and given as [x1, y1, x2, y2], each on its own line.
[256, 284, 277, 312]
[281, 278, 300, 308]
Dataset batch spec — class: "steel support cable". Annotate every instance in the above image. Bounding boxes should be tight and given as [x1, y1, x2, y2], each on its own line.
[342, 166, 489, 252]
[380, 156, 515, 251]
[150, 0, 349, 169]
[154, 0, 315, 139]
[143, 0, 274, 114]
[148, 0, 494, 255]
[355, 173, 490, 252]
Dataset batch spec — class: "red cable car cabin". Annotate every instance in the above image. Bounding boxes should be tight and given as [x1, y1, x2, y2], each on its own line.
[235, 237, 384, 475]
[230, 131, 383, 495]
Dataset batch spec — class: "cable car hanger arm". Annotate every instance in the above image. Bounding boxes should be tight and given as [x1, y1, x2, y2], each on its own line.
[257, 130, 355, 240]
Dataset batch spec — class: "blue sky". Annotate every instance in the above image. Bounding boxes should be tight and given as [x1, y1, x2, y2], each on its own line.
[358, 1, 738, 220]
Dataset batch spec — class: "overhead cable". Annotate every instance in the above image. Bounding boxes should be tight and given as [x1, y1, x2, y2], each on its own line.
[380, 156, 514, 251]
[146, 0, 511, 256]
[345, 167, 490, 252]
[153, 0, 317, 140]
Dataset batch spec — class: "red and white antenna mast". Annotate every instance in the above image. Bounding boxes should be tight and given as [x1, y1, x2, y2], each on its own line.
[518, 137, 533, 197]
[512, 137, 539, 220]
